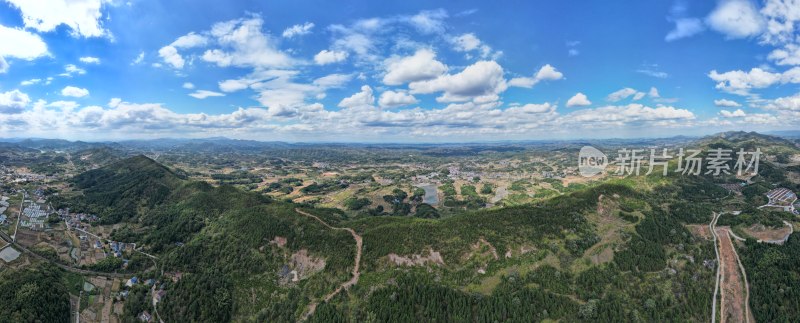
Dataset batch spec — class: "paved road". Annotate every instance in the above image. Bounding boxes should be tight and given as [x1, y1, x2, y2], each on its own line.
[75, 291, 82, 323]
[295, 208, 362, 322]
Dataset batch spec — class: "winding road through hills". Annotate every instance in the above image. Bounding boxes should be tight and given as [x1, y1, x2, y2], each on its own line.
[295, 208, 362, 322]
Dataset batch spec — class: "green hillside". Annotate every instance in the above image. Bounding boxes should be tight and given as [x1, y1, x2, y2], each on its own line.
[64, 156, 356, 321]
[308, 178, 716, 322]
[0, 263, 71, 323]
[46, 141, 799, 322]
[697, 131, 800, 155]
[62, 155, 185, 223]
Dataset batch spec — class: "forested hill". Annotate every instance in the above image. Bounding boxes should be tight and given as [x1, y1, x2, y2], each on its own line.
[62, 155, 186, 223]
[697, 131, 800, 153]
[64, 158, 362, 322]
[0, 263, 71, 322]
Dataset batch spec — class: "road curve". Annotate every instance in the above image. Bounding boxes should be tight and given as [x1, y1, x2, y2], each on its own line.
[295, 208, 362, 322]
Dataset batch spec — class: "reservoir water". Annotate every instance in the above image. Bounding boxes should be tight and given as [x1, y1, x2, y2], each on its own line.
[416, 183, 439, 205]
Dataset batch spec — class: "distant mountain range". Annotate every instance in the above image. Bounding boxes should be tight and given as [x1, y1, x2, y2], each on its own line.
[0, 131, 796, 153]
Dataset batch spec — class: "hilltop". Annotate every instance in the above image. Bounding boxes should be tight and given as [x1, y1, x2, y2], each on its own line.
[697, 131, 799, 153]
[68, 157, 360, 321]
[62, 155, 185, 223]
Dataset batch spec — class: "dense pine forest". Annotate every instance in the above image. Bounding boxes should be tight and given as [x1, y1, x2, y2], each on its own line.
[740, 233, 800, 322]
[0, 263, 71, 322]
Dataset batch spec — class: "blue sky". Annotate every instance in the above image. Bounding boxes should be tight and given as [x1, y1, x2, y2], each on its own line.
[1, 0, 800, 142]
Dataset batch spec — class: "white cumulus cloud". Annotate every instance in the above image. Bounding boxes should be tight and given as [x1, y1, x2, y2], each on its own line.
[648, 87, 660, 98]
[189, 90, 225, 99]
[60, 64, 86, 77]
[79, 56, 100, 64]
[449, 33, 492, 58]
[339, 85, 375, 108]
[158, 31, 209, 68]
[707, 67, 785, 95]
[132, 52, 144, 65]
[314, 49, 348, 65]
[108, 98, 121, 108]
[218, 79, 251, 92]
[508, 64, 564, 88]
[714, 99, 742, 107]
[409, 60, 507, 103]
[767, 43, 800, 66]
[0, 25, 49, 72]
[201, 17, 294, 69]
[0, 89, 30, 113]
[383, 49, 448, 85]
[379, 90, 418, 108]
[61, 86, 89, 98]
[20, 79, 41, 86]
[508, 103, 556, 114]
[4, 0, 111, 38]
[719, 108, 747, 117]
[566, 93, 592, 107]
[406, 9, 448, 34]
[158, 46, 184, 69]
[606, 88, 643, 102]
[171, 32, 209, 48]
[763, 93, 800, 111]
[282, 22, 314, 38]
[706, 0, 765, 39]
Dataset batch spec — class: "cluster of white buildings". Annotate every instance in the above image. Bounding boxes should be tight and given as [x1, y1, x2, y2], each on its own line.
[762, 187, 799, 215]
[11, 172, 46, 183]
[20, 202, 49, 230]
[60, 208, 99, 231]
[0, 196, 9, 224]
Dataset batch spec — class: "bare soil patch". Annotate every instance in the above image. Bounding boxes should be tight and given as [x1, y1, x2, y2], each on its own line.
[270, 236, 287, 247]
[687, 224, 711, 240]
[581, 194, 626, 265]
[464, 238, 499, 261]
[289, 249, 326, 280]
[742, 223, 791, 242]
[388, 249, 445, 267]
[716, 227, 753, 323]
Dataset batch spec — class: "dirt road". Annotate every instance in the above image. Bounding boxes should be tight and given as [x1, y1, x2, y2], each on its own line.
[295, 208, 362, 321]
[715, 225, 754, 323]
[710, 212, 721, 323]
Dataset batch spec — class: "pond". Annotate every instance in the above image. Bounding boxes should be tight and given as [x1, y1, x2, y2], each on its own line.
[415, 183, 439, 205]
